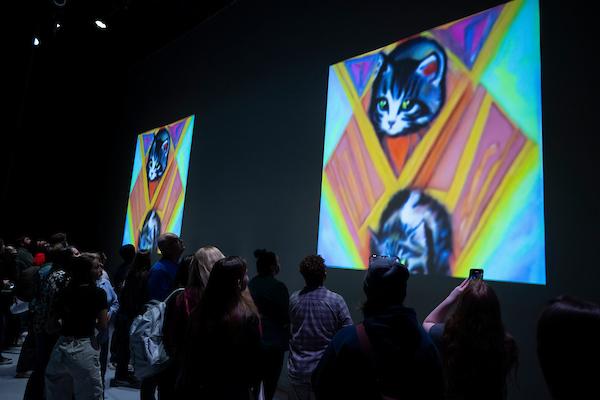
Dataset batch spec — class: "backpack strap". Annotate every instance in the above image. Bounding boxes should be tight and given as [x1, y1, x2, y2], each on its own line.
[356, 323, 399, 400]
[163, 287, 184, 304]
[356, 323, 373, 357]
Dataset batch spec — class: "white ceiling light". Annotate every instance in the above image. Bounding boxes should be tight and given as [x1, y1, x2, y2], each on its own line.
[95, 20, 107, 30]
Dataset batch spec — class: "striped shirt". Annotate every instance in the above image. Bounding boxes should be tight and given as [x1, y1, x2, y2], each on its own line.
[288, 286, 353, 384]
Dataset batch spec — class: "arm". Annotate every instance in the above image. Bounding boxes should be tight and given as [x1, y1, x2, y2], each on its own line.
[423, 278, 469, 333]
[337, 297, 354, 329]
[245, 316, 263, 385]
[107, 283, 119, 321]
[276, 282, 291, 326]
[96, 309, 109, 331]
[162, 293, 181, 358]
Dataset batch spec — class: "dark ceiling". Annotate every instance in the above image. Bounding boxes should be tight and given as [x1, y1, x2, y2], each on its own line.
[2, 0, 234, 229]
[13, 0, 235, 64]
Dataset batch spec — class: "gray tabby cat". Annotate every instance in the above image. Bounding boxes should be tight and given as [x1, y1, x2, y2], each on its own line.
[371, 189, 452, 275]
[146, 128, 170, 182]
[369, 37, 446, 138]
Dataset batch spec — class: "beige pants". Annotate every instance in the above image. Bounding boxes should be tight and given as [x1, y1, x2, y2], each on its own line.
[45, 337, 103, 400]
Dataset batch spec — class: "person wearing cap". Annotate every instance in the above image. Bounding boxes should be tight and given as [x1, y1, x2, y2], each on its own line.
[288, 255, 353, 400]
[312, 255, 443, 400]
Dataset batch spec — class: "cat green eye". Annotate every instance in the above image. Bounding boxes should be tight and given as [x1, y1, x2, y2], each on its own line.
[401, 99, 413, 110]
[377, 98, 388, 111]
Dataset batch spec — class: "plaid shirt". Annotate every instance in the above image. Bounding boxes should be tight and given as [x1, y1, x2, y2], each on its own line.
[288, 286, 353, 384]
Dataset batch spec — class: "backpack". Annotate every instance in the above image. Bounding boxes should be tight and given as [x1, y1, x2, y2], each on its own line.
[129, 288, 183, 379]
[356, 323, 400, 400]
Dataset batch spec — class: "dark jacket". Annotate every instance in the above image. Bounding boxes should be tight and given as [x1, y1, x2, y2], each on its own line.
[178, 314, 262, 399]
[248, 275, 290, 350]
[118, 270, 149, 320]
[15, 265, 40, 302]
[15, 247, 33, 272]
[313, 305, 444, 400]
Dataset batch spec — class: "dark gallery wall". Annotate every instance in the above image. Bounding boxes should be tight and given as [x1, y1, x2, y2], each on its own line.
[2, 1, 598, 399]
[117, 1, 598, 398]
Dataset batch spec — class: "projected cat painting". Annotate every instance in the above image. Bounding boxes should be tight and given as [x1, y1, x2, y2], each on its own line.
[122, 115, 194, 251]
[317, 0, 545, 284]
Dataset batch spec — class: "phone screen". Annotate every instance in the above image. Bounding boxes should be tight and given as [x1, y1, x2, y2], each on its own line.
[469, 268, 484, 280]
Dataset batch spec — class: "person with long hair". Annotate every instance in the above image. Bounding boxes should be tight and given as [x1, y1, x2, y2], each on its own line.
[248, 249, 290, 400]
[164, 246, 225, 360]
[178, 256, 261, 399]
[110, 250, 151, 388]
[83, 252, 119, 387]
[423, 279, 518, 400]
[44, 253, 108, 400]
[537, 295, 600, 400]
[162, 246, 224, 398]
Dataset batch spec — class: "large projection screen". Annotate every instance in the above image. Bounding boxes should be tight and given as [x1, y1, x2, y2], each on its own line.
[122, 115, 195, 251]
[317, 0, 545, 284]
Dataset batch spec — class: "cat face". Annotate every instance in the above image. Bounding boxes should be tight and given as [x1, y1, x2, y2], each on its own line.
[139, 210, 161, 251]
[369, 38, 446, 137]
[371, 189, 452, 275]
[146, 128, 170, 182]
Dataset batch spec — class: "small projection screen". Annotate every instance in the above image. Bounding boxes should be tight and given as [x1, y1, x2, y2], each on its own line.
[317, 0, 545, 284]
[122, 115, 195, 251]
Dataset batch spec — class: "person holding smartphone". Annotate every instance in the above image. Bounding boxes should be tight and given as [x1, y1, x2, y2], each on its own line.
[422, 274, 518, 400]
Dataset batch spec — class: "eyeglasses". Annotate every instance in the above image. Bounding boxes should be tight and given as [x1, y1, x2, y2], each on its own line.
[370, 254, 408, 267]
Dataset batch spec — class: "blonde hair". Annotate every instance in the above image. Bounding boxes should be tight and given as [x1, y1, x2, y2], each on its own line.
[187, 245, 225, 290]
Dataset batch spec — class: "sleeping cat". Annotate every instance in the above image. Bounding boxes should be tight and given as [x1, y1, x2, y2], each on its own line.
[370, 189, 452, 275]
[146, 128, 170, 182]
[369, 37, 446, 138]
[138, 209, 161, 251]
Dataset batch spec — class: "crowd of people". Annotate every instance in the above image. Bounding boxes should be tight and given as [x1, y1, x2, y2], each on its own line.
[1, 232, 599, 400]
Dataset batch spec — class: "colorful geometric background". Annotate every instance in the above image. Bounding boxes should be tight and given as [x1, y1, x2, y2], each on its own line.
[317, 0, 545, 284]
[122, 115, 195, 250]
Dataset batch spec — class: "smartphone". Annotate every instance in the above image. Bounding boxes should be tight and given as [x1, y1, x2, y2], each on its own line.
[469, 268, 484, 280]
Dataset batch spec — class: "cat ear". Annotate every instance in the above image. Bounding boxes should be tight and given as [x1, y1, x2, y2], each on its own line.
[369, 228, 381, 255]
[372, 52, 389, 78]
[416, 52, 444, 85]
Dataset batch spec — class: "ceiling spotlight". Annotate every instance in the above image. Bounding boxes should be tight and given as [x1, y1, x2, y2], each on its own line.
[56, 22, 61, 29]
[33, 36, 40, 47]
[94, 20, 107, 30]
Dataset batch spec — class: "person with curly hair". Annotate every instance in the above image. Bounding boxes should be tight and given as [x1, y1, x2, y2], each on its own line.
[288, 255, 352, 400]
